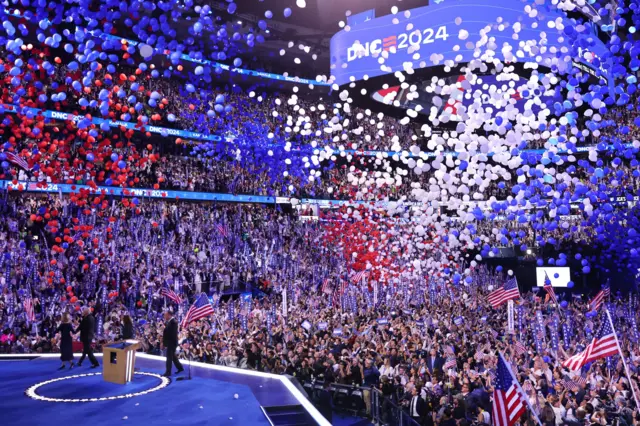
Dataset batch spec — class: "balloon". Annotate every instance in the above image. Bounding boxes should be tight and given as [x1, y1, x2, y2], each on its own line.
[139, 44, 153, 58]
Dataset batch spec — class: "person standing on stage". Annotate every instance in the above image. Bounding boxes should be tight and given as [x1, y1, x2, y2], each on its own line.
[120, 314, 135, 340]
[162, 310, 183, 377]
[56, 312, 74, 370]
[75, 307, 100, 368]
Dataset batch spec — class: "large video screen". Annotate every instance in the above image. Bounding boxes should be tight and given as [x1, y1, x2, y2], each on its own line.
[330, 0, 608, 86]
[536, 267, 571, 288]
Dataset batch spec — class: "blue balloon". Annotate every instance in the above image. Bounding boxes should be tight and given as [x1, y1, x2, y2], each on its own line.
[284, 7, 292, 17]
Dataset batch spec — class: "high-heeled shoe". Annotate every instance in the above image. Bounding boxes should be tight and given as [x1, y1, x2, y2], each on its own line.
[57, 365, 66, 370]
[69, 363, 74, 370]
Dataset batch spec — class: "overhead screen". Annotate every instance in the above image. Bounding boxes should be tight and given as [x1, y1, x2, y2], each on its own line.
[329, 0, 608, 86]
[536, 267, 571, 288]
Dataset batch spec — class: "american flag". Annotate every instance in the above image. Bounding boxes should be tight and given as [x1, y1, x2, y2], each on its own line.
[603, 286, 610, 298]
[444, 356, 457, 370]
[560, 378, 579, 392]
[543, 272, 557, 304]
[181, 293, 214, 328]
[589, 290, 605, 312]
[487, 277, 520, 308]
[492, 354, 527, 426]
[321, 278, 331, 294]
[215, 223, 229, 238]
[23, 296, 35, 322]
[340, 280, 348, 295]
[160, 285, 182, 304]
[5, 151, 31, 170]
[513, 340, 527, 356]
[562, 311, 619, 371]
[575, 372, 588, 387]
[350, 270, 367, 284]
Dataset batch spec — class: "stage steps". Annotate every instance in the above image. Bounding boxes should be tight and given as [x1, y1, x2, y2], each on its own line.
[261, 405, 318, 426]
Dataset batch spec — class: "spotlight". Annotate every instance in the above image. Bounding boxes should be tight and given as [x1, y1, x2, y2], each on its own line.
[526, 249, 532, 254]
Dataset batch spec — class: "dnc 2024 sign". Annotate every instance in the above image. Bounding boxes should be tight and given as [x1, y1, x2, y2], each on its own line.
[330, 0, 607, 86]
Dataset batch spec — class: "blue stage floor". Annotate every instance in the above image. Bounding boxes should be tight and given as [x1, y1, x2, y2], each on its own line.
[0, 354, 329, 426]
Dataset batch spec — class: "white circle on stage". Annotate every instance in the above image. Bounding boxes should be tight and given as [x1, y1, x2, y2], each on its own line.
[25, 372, 170, 403]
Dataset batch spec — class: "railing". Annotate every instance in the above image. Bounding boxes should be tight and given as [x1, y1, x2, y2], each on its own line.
[300, 381, 420, 426]
[370, 387, 421, 426]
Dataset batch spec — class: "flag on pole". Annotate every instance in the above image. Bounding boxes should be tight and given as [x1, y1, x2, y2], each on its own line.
[350, 270, 367, 283]
[23, 296, 35, 323]
[181, 293, 214, 328]
[215, 223, 229, 238]
[5, 151, 31, 171]
[543, 272, 557, 304]
[589, 290, 605, 312]
[160, 285, 182, 304]
[492, 354, 527, 426]
[487, 277, 520, 308]
[340, 280, 348, 296]
[562, 311, 619, 371]
[321, 278, 331, 294]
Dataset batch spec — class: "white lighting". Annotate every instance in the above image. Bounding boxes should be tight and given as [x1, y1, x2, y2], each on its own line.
[25, 372, 169, 403]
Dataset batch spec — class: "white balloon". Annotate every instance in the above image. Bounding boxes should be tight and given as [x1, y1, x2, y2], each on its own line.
[139, 44, 154, 58]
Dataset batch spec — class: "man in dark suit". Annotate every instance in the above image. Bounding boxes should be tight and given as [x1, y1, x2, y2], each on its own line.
[425, 348, 444, 375]
[408, 386, 427, 424]
[76, 307, 99, 368]
[162, 310, 183, 377]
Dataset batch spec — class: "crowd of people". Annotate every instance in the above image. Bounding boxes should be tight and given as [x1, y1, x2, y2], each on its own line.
[0, 190, 637, 425]
[1, 12, 640, 426]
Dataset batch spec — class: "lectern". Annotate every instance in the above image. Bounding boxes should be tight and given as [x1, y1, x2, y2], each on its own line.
[102, 340, 140, 384]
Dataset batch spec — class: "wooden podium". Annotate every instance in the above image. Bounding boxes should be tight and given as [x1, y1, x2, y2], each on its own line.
[102, 340, 140, 384]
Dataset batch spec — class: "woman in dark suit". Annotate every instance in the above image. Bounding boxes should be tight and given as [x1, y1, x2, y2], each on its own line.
[121, 314, 135, 340]
[56, 312, 74, 370]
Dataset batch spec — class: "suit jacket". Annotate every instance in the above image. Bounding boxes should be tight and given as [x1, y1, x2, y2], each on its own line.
[425, 355, 444, 373]
[409, 395, 428, 418]
[77, 314, 95, 343]
[163, 317, 179, 347]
